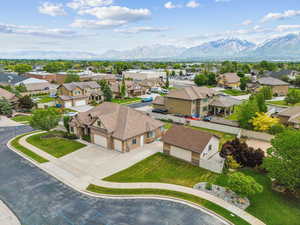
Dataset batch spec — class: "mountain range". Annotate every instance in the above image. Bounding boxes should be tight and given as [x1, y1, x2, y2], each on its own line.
[2, 33, 300, 61]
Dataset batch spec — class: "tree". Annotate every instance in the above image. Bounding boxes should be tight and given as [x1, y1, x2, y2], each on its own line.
[0, 98, 12, 115]
[13, 64, 32, 75]
[227, 172, 263, 197]
[44, 62, 64, 73]
[64, 73, 80, 83]
[120, 77, 127, 99]
[268, 123, 285, 135]
[194, 74, 208, 86]
[30, 108, 61, 131]
[250, 112, 279, 132]
[165, 70, 170, 88]
[207, 73, 217, 86]
[98, 80, 113, 102]
[255, 93, 267, 112]
[285, 89, 300, 105]
[239, 77, 248, 91]
[294, 76, 300, 87]
[259, 86, 273, 100]
[221, 138, 265, 168]
[18, 95, 35, 110]
[15, 84, 27, 93]
[263, 129, 300, 191]
[237, 99, 259, 129]
[63, 116, 71, 133]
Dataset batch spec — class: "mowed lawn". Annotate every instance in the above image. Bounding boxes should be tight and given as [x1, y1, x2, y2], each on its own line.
[105, 153, 300, 225]
[26, 131, 86, 158]
[104, 152, 225, 187]
[11, 115, 32, 122]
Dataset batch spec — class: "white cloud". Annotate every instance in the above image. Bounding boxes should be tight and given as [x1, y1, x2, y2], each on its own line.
[186, 1, 200, 8]
[67, 0, 113, 10]
[241, 20, 252, 26]
[164, 1, 181, 9]
[38, 2, 66, 16]
[276, 24, 300, 32]
[115, 26, 170, 34]
[215, 0, 231, 2]
[0, 23, 78, 38]
[71, 19, 126, 29]
[261, 10, 300, 23]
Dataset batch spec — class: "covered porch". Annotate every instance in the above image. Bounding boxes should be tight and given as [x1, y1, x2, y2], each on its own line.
[209, 96, 241, 117]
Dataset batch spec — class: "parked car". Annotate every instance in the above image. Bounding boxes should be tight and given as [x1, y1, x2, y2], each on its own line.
[203, 116, 212, 122]
[152, 108, 168, 114]
[160, 89, 169, 94]
[141, 97, 153, 102]
[185, 116, 200, 121]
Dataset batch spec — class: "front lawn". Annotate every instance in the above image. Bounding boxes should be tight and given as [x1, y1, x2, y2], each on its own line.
[226, 105, 241, 121]
[267, 100, 300, 107]
[11, 115, 32, 123]
[104, 152, 300, 225]
[105, 152, 225, 187]
[112, 98, 141, 104]
[221, 89, 248, 96]
[37, 96, 55, 103]
[26, 131, 86, 158]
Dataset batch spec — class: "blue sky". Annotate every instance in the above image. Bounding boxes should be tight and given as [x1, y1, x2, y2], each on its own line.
[1, 0, 300, 53]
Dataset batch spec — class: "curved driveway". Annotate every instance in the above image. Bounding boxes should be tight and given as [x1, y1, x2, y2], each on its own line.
[0, 126, 227, 225]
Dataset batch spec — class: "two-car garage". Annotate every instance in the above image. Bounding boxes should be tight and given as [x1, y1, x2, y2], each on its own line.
[94, 134, 108, 148]
[169, 146, 192, 162]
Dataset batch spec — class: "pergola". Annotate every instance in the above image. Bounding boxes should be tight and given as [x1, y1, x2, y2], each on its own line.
[209, 96, 241, 117]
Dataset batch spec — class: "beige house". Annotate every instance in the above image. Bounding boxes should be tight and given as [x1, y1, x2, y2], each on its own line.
[153, 86, 216, 117]
[57, 81, 102, 108]
[0, 87, 19, 105]
[258, 77, 289, 96]
[70, 102, 164, 152]
[217, 73, 241, 89]
[162, 125, 224, 173]
[276, 106, 300, 129]
[111, 80, 147, 98]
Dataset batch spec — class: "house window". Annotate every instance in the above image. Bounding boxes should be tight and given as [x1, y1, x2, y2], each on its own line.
[97, 121, 101, 127]
[203, 98, 208, 102]
[208, 145, 212, 151]
[70, 127, 74, 133]
[203, 106, 208, 111]
[132, 138, 137, 144]
[160, 127, 164, 132]
[147, 131, 154, 138]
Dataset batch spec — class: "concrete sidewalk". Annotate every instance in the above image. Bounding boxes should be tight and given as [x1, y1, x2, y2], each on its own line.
[10, 133, 265, 225]
[0, 201, 21, 225]
[0, 116, 23, 127]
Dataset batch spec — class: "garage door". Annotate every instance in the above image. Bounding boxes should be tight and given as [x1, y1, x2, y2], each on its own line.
[75, 100, 86, 106]
[170, 146, 192, 162]
[65, 101, 72, 108]
[94, 134, 107, 148]
[114, 139, 123, 152]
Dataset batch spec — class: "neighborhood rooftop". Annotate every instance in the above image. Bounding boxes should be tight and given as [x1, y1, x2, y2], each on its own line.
[61, 81, 100, 91]
[167, 86, 215, 100]
[162, 125, 217, 154]
[258, 77, 289, 86]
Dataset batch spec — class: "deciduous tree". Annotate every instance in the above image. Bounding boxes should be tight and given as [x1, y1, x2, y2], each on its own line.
[30, 108, 61, 131]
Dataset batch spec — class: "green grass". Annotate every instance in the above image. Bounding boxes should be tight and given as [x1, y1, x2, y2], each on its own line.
[37, 96, 55, 103]
[105, 152, 226, 187]
[221, 89, 248, 96]
[11, 115, 32, 122]
[112, 98, 141, 104]
[87, 184, 250, 225]
[226, 105, 241, 121]
[26, 131, 86, 158]
[11, 132, 49, 163]
[267, 100, 300, 107]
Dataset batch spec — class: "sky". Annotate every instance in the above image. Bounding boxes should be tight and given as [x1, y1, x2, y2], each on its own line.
[1, 0, 300, 54]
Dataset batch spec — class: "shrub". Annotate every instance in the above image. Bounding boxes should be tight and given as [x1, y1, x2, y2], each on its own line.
[227, 155, 241, 169]
[63, 132, 78, 140]
[268, 123, 285, 135]
[205, 182, 212, 190]
[82, 135, 91, 142]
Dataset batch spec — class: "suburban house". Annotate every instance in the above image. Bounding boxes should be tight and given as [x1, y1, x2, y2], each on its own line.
[15, 78, 52, 95]
[80, 73, 117, 84]
[111, 80, 147, 98]
[56, 81, 102, 108]
[0, 87, 18, 105]
[162, 125, 224, 173]
[152, 86, 216, 117]
[217, 73, 241, 89]
[276, 106, 300, 129]
[69, 102, 164, 152]
[265, 69, 299, 81]
[257, 77, 289, 96]
[25, 72, 67, 84]
[138, 78, 165, 91]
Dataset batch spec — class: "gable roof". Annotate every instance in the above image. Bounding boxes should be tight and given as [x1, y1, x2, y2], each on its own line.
[0, 87, 16, 101]
[15, 78, 48, 85]
[277, 106, 300, 117]
[72, 102, 163, 140]
[167, 86, 215, 100]
[258, 77, 288, 86]
[162, 125, 218, 154]
[265, 70, 297, 78]
[210, 96, 241, 108]
[61, 81, 100, 91]
[220, 73, 240, 84]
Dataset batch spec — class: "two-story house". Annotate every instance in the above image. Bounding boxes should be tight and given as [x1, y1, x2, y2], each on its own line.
[162, 125, 224, 173]
[217, 73, 241, 89]
[69, 102, 164, 152]
[111, 80, 147, 98]
[56, 81, 102, 108]
[153, 86, 216, 117]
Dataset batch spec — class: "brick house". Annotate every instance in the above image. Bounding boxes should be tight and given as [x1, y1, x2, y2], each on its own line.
[111, 80, 147, 98]
[257, 77, 289, 96]
[56, 81, 102, 108]
[69, 102, 165, 152]
[162, 125, 224, 173]
[217, 73, 241, 89]
[153, 86, 216, 117]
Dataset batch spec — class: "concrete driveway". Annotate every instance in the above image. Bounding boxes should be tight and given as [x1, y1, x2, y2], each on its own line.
[68, 105, 93, 112]
[0, 116, 23, 127]
[60, 141, 163, 179]
[246, 139, 272, 154]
